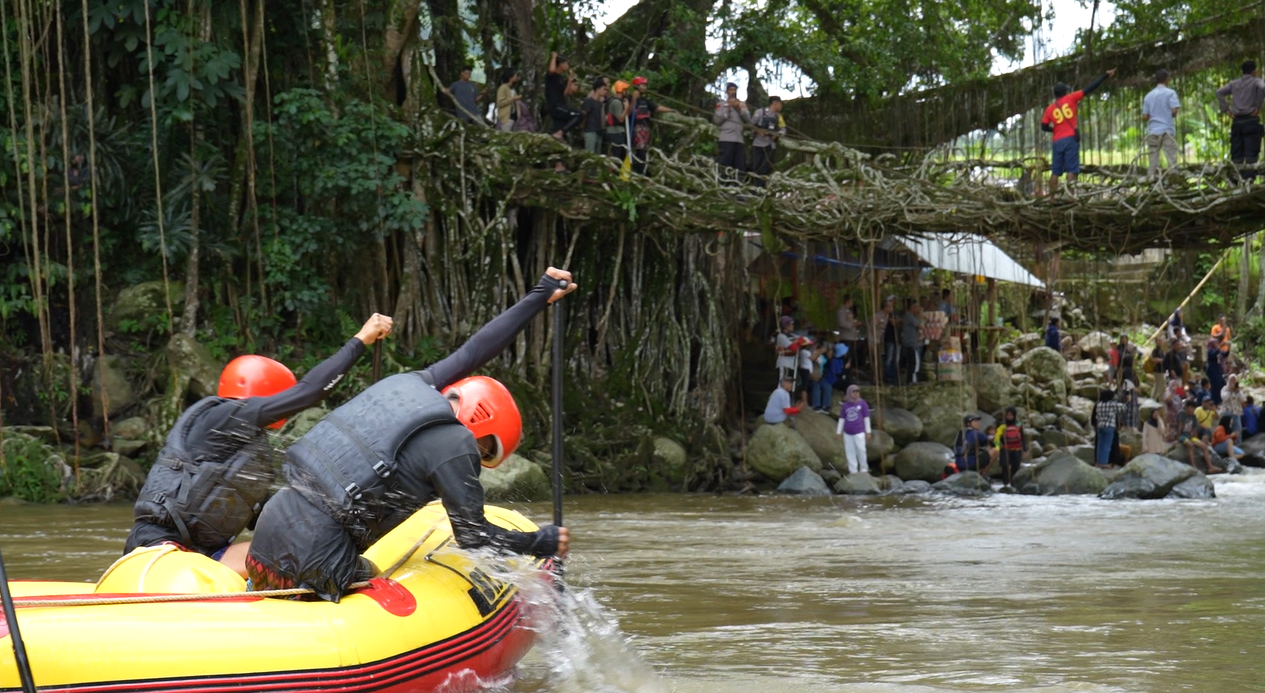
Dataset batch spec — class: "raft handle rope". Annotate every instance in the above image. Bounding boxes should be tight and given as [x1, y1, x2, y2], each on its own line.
[25, 523, 446, 611]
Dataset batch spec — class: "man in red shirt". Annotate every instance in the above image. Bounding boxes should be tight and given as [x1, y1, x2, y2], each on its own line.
[1041, 69, 1116, 193]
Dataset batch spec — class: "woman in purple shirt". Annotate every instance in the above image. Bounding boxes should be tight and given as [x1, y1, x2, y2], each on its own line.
[835, 384, 872, 475]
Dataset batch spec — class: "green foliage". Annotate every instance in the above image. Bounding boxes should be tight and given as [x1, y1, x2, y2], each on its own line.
[254, 89, 426, 314]
[0, 435, 65, 503]
[716, 0, 1039, 97]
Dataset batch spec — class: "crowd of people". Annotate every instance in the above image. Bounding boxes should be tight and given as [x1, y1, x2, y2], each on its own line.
[444, 54, 788, 181]
[1044, 60, 1264, 189]
[764, 286, 1260, 483]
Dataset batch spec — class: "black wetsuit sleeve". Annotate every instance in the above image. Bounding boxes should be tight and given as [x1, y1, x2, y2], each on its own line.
[419, 274, 561, 390]
[431, 454, 560, 557]
[251, 338, 366, 426]
[1083, 73, 1109, 96]
[1041, 122, 1053, 132]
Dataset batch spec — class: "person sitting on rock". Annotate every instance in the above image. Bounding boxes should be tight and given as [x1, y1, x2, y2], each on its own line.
[1212, 415, 1243, 464]
[834, 384, 871, 475]
[764, 377, 799, 426]
[1196, 396, 1219, 435]
[993, 407, 1027, 486]
[1177, 399, 1219, 473]
[953, 414, 990, 474]
[123, 314, 394, 575]
[1243, 395, 1261, 438]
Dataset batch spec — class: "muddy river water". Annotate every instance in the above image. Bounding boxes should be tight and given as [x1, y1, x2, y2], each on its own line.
[4, 472, 1265, 692]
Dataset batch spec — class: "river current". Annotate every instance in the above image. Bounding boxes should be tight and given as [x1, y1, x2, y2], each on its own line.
[4, 472, 1265, 692]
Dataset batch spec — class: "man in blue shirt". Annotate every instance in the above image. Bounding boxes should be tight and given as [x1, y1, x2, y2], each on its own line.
[1142, 69, 1180, 178]
[954, 414, 991, 473]
[1244, 396, 1261, 438]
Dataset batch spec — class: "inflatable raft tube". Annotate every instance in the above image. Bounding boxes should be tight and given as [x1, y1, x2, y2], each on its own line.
[0, 503, 550, 693]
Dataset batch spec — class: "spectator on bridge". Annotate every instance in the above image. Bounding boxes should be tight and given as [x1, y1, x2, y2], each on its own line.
[606, 80, 633, 165]
[1216, 60, 1265, 180]
[495, 68, 523, 132]
[714, 82, 750, 183]
[1041, 69, 1116, 193]
[1141, 69, 1180, 177]
[581, 77, 609, 155]
[630, 76, 674, 175]
[447, 65, 483, 124]
[750, 96, 786, 187]
[545, 53, 581, 173]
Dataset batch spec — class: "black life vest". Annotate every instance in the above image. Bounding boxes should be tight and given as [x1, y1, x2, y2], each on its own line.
[132, 397, 275, 555]
[284, 372, 458, 522]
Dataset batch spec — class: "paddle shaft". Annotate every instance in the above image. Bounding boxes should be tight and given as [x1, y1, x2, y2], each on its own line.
[0, 547, 38, 693]
[551, 291, 565, 528]
[372, 341, 382, 383]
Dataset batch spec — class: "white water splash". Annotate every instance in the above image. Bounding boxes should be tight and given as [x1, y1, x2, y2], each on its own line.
[483, 557, 669, 693]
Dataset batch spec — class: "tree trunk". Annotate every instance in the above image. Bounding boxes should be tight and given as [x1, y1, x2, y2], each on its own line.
[1255, 233, 1265, 317]
[1238, 233, 1251, 318]
[427, 0, 464, 89]
[321, 0, 339, 93]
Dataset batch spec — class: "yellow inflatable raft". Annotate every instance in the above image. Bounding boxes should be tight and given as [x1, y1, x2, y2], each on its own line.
[0, 503, 550, 693]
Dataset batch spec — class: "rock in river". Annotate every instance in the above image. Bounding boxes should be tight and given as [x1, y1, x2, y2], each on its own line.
[747, 424, 822, 482]
[778, 466, 831, 495]
[894, 442, 954, 483]
[834, 472, 881, 495]
[1011, 452, 1106, 496]
[1099, 453, 1197, 500]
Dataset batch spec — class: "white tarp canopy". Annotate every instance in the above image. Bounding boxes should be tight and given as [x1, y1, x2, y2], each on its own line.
[893, 233, 1045, 288]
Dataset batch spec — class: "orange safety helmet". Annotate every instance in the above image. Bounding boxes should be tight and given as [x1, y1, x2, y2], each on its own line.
[217, 355, 297, 429]
[613, 79, 630, 95]
[442, 376, 522, 468]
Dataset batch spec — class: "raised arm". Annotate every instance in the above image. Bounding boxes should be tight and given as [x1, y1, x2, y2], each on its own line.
[420, 269, 576, 390]
[1216, 82, 1233, 113]
[253, 314, 392, 425]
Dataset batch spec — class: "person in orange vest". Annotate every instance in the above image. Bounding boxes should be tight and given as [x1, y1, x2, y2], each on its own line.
[1041, 69, 1116, 193]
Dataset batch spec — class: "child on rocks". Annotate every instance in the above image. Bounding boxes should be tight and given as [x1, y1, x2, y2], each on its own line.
[834, 384, 872, 475]
[993, 406, 1027, 486]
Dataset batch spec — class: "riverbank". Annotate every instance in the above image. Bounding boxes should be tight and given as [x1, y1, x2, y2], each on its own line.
[4, 324, 1261, 505]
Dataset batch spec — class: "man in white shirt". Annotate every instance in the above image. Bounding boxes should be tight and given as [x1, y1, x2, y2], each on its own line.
[1142, 69, 1180, 178]
[763, 378, 796, 425]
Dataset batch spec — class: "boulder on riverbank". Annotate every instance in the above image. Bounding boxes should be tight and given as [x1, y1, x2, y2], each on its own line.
[777, 466, 831, 495]
[834, 472, 881, 495]
[746, 424, 822, 481]
[1012, 452, 1106, 495]
[866, 429, 896, 464]
[894, 442, 953, 483]
[481, 454, 550, 502]
[794, 409, 847, 471]
[1099, 453, 1198, 500]
[933, 471, 992, 496]
[968, 364, 1016, 414]
[875, 407, 922, 446]
[1169, 475, 1216, 499]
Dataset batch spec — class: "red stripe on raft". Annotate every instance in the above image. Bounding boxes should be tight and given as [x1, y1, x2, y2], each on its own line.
[11, 597, 533, 693]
